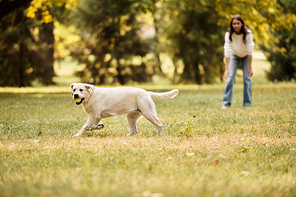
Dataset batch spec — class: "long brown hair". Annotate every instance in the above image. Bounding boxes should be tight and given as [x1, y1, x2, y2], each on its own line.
[228, 15, 250, 44]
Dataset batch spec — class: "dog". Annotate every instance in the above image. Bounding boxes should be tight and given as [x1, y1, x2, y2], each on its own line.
[70, 83, 179, 137]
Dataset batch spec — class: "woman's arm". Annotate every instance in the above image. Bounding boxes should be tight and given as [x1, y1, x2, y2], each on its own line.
[248, 55, 253, 77]
[224, 57, 230, 79]
[246, 32, 254, 77]
[224, 32, 232, 79]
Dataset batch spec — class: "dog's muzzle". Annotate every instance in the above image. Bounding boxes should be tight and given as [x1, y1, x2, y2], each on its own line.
[73, 94, 84, 105]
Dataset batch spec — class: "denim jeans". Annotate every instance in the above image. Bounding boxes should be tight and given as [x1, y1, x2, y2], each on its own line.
[222, 55, 252, 107]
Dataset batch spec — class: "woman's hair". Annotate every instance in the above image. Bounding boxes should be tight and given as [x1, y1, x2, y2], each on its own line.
[228, 15, 250, 43]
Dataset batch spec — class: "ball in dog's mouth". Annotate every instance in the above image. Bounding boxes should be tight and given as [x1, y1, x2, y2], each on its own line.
[74, 98, 84, 105]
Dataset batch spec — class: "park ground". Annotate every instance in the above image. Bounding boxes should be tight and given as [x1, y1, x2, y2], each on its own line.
[0, 52, 295, 197]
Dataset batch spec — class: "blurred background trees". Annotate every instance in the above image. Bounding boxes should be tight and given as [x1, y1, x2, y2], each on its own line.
[260, 0, 296, 82]
[0, 2, 55, 86]
[70, 0, 154, 85]
[0, 0, 296, 86]
[0, 0, 71, 86]
[158, 0, 226, 84]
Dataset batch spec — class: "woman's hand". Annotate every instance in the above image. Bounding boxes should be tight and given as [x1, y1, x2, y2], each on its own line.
[224, 57, 230, 79]
[224, 70, 229, 79]
[248, 68, 253, 77]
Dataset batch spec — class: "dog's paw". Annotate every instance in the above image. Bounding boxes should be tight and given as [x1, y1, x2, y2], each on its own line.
[72, 134, 81, 138]
[126, 132, 137, 136]
[98, 124, 104, 128]
[91, 123, 104, 130]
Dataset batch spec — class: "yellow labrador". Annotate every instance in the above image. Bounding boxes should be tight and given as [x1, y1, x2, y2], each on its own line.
[70, 83, 179, 137]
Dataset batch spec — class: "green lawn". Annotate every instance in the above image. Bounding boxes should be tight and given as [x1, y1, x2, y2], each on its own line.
[0, 57, 295, 197]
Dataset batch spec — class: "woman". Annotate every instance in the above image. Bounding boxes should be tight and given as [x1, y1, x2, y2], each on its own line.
[222, 15, 255, 108]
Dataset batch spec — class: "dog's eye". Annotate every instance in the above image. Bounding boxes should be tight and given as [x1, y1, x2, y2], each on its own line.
[73, 89, 76, 91]
[80, 89, 83, 92]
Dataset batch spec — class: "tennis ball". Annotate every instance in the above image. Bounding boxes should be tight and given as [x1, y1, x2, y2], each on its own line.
[74, 98, 82, 103]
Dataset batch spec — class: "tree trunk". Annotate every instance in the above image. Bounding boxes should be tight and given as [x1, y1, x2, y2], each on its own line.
[116, 58, 125, 85]
[153, 17, 163, 73]
[180, 57, 192, 81]
[38, 11, 55, 85]
[193, 61, 202, 84]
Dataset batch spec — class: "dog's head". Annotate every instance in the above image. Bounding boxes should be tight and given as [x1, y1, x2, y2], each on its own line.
[70, 83, 95, 105]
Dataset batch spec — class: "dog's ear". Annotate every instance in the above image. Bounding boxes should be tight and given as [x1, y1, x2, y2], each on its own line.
[85, 84, 95, 93]
[70, 83, 76, 90]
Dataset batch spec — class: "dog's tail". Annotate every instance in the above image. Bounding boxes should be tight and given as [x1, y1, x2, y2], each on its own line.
[148, 89, 179, 99]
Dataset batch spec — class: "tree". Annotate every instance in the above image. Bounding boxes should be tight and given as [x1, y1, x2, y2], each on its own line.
[157, 0, 225, 84]
[156, 0, 292, 84]
[0, 6, 55, 87]
[260, 0, 296, 81]
[2, 0, 293, 86]
[0, 0, 77, 86]
[71, 0, 153, 85]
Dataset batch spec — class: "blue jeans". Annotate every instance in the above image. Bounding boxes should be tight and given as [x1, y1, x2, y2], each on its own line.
[222, 55, 252, 107]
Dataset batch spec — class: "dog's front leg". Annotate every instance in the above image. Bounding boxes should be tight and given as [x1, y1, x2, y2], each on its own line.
[73, 116, 99, 137]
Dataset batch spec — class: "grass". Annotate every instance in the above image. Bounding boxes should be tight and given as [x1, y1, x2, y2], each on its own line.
[0, 56, 296, 197]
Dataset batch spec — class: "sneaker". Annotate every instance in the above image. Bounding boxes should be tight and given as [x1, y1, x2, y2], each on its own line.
[222, 106, 229, 109]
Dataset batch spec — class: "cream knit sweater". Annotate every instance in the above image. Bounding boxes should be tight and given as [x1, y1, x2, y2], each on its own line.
[224, 30, 255, 58]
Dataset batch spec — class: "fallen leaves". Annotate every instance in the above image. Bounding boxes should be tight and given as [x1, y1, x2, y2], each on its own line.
[213, 160, 219, 165]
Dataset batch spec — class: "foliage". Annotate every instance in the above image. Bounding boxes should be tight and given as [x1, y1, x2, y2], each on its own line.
[63, 0, 296, 85]
[261, 27, 296, 81]
[26, 0, 78, 23]
[0, 0, 77, 87]
[0, 6, 55, 87]
[70, 0, 155, 85]
[156, 0, 293, 84]
[260, 0, 296, 81]
[157, 0, 225, 84]
[1, 0, 296, 86]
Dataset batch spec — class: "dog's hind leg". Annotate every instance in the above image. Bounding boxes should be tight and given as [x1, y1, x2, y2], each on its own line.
[142, 112, 163, 135]
[127, 111, 142, 136]
[138, 97, 163, 135]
